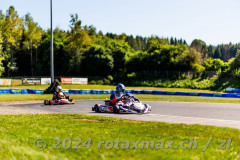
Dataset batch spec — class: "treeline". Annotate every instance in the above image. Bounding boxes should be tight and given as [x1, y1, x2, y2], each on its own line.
[0, 6, 240, 82]
[190, 39, 240, 62]
[106, 33, 187, 51]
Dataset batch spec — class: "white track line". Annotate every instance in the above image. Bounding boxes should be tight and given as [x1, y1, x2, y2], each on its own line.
[146, 114, 240, 123]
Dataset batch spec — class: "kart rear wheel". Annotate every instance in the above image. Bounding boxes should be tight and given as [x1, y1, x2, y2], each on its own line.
[113, 105, 120, 114]
[94, 104, 100, 113]
[144, 104, 151, 112]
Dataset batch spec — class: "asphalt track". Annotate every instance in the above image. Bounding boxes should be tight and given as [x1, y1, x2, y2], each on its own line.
[1, 100, 240, 129]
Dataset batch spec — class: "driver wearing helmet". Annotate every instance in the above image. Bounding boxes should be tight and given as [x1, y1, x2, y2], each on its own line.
[110, 83, 125, 104]
[52, 86, 69, 101]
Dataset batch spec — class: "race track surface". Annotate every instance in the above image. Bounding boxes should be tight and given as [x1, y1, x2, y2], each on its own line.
[1, 100, 240, 129]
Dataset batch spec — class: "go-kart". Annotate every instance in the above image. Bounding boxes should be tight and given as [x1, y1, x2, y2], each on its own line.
[44, 98, 75, 105]
[92, 93, 151, 114]
[44, 92, 75, 105]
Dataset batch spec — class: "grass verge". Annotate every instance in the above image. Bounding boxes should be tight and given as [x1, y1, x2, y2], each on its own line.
[0, 114, 238, 159]
[0, 84, 220, 93]
[0, 94, 239, 104]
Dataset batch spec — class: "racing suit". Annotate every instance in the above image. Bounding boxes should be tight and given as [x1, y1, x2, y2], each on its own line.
[98, 91, 124, 112]
[110, 91, 124, 104]
[52, 91, 69, 102]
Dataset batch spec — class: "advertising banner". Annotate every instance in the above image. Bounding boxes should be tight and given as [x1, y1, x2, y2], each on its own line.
[72, 78, 88, 84]
[0, 79, 11, 86]
[22, 78, 41, 85]
[61, 78, 72, 84]
[41, 78, 51, 85]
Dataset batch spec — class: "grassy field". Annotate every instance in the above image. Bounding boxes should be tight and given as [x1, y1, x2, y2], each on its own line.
[0, 84, 236, 104]
[0, 114, 238, 159]
[0, 84, 221, 93]
[0, 94, 239, 104]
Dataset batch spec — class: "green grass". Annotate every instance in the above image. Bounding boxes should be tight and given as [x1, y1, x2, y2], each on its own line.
[0, 84, 220, 93]
[0, 94, 239, 104]
[0, 114, 238, 159]
[0, 84, 234, 103]
[7, 77, 240, 92]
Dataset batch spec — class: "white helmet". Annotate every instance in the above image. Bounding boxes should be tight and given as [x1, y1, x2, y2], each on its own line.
[57, 86, 62, 92]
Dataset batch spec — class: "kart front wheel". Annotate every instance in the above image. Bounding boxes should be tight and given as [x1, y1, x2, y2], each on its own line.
[44, 100, 50, 105]
[113, 105, 120, 114]
[94, 104, 100, 113]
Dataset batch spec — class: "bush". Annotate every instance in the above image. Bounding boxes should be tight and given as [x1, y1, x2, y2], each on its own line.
[103, 79, 111, 85]
[127, 78, 217, 90]
[107, 75, 113, 81]
[204, 58, 229, 72]
[89, 80, 97, 85]
[96, 80, 104, 85]
[127, 72, 136, 78]
[179, 73, 188, 80]
[231, 68, 240, 79]
[192, 64, 205, 73]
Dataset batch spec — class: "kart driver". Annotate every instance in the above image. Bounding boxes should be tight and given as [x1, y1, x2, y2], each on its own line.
[110, 83, 125, 104]
[52, 86, 69, 101]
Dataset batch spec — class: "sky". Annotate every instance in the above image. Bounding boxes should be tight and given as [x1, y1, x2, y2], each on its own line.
[1, 0, 240, 45]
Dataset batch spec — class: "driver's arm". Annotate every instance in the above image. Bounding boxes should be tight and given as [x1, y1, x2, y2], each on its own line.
[63, 92, 69, 99]
[58, 93, 61, 99]
[110, 94, 122, 103]
[52, 92, 57, 100]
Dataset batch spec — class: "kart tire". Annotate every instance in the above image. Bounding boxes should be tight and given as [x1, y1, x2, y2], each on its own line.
[94, 104, 100, 113]
[144, 104, 151, 112]
[113, 105, 120, 114]
[144, 104, 149, 108]
[44, 100, 49, 105]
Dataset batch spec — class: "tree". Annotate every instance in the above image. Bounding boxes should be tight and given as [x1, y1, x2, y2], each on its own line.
[81, 45, 113, 76]
[184, 48, 203, 70]
[0, 30, 5, 75]
[203, 58, 229, 72]
[0, 11, 4, 56]
[35, 28, 69, 76]
[1, 6, 23, 76]
[52, 28, 69, 76]
[22, 13, 42, 76]
[190, 39, 208, 59]
[170, 37, 174, 45]
[207, 45, 215, 58]
[147, 36, 169, 53]
[98, 39, 131, 74]
[126, 51, 148, 73]
[214, 46, 222, 59]
[127, 44, 195, 73]
[64, 14, 92, 74]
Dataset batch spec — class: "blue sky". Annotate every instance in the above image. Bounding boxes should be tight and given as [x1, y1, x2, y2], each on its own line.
[1, 0, 240, 45]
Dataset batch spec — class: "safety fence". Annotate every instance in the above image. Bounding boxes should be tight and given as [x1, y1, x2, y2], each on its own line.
[225, 88, 240, 93]
[0, 89, 240, 98]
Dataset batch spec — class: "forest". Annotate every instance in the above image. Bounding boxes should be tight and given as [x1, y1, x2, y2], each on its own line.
[1, 6, 240, 84]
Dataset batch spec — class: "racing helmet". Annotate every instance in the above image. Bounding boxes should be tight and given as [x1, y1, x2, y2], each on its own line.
[57, 86, 62, 92]
[116, 83, 125, 93]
